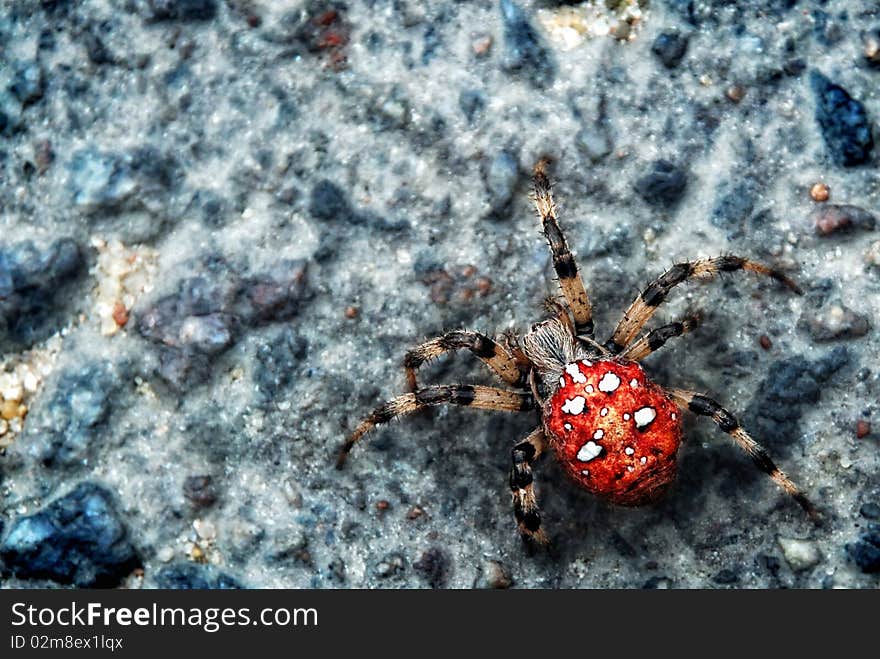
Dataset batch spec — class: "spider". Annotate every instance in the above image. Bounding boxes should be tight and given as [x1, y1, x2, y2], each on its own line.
[337, 159, 817, 544]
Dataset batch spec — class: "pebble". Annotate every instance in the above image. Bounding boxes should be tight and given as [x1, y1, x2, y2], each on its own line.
[412, 548, 450, 588]
[863, 30, 880, 65]
[485, 150, 520, 218]
[499, 0, 555, 88]
[810, 182, 830, 202]
[860, 502, 880, 520]
[810, 71, 874, 167]
[634, 159, 688, 207]
[866, 241, 880, 268]
[845, 527, 880, 573]
[856, 420, 871, 439]
[812, 204, 876, 236]
[798, 300, 870, 342]
[309, 179, 356, 224]
[183, 475, 218, 508]
[25, 362, 120, 466]
[475, 560, 512, 589]
[651, 31, 688, 68]
[0, 482, 141, 587]
[147, 0, 218, 21]
[154, 563, 242, 589]
[777, 536, 821, 571]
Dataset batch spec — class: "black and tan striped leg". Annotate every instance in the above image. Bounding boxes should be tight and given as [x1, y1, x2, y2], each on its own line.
[620, 314, 701, 362]
[510, 428, 548, 544]
[605, 256, 802, 353]
[532, 159, 594, 337]
[403, 330, 529, 391]
[337, 385, 535, 468]
[665, 388, 818, 521]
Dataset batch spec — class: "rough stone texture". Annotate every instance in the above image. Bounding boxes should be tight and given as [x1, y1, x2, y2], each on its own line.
[0, 482, 140, 587]
[0, 0, 878, 590]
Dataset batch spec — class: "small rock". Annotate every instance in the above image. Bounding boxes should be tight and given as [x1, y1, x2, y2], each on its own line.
[651, 31, 688, 68]
[372, 552, 406, 579]
[458, 89, 486, 124]
[798, 300, 870, 342]
[413, 547, 450, 588]
[9, 61, 45, 106]
[474, 560, 512, 589]
[254, 328, 308, 401]
[0, 238, 84, 349]
[485, 150, 520, 218]
[183, 475, 218, 508]
[810, 71, 874, 167]
[0, 482, 141, 587]
[499, 0, 555, 88]
[860, 502, 880, 520]
[21, 361, 122, 467]
[812, 204, 876, 236]
[810, 182, 830, 202]
[863, 30, 880, 66]
[777, 536, 821, 571]
[147, 0, 218, 21]
[845, 527, 880, 573]
[712, 569, 739, 584]
[154, 563, 242, 589]
[856, 420, 871, 439]
[575, 126, 612, 162]
[634, 159, 688, 207]
[309, 180, 356, 223]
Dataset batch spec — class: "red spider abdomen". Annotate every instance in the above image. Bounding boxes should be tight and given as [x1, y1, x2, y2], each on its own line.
[545, 359, 682, 506]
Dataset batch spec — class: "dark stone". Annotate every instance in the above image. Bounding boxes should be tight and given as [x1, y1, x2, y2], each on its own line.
[82, 28, 115, 65]
[860, 502, 880, 520]
[499, 0, 555, 88]
[0, 483, 140, 587]
[137, 260, 310, 390]
[154, 563, 242, 589]
[651, 31, 688, 68]
[744, 347, 849, 456]
[148, 0, 218, 21]
[798, 300, 870, 342]
[810, 71, 874, 167]
[0, 239, 85, 349]
[710, 181, 756, 238]
[413, 547, 450, 588]
[845, 527, 880, 573]
[485, 150, 520, 219]
[254, 328, 308, 401]
[458, 89, 486, 124]
[634, 159, 688, 207]
[183, 475, 218, 508]
[23, 362, 122, 467]
[9, 60, 45, 106]
[309, 180, 356, 223]
[712, 568, 739, 584]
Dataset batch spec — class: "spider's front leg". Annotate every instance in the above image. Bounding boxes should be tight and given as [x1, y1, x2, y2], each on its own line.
[510, 428, 549, 544]
[403, 330, 529, 391]
[337, 384, 535, 468]
[665, 388, 819, 522]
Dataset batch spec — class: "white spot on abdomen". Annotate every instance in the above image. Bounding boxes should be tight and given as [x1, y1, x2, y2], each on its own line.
[623, 413, 631, 421]
[624, 446, 634, 455]
[565, 363, 587, 384]
[593, 429, 604, 440]
[634, 407, 657, 428]
[576, 441, 602, 462]
[598, 372, 621, 393]
[561, 396, 586, 415]
[630, 378, 639, 388]
[564, 422, 573, 431]
[600, 407, 609, 417]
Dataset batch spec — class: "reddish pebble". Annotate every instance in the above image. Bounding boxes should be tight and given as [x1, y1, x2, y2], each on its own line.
[407, 505, 425, 520]
[376, 499, 390, 512]
[759, 335, 772, 350]
[112, 301, 129, 328]
[810, 182, 830, 202]
[725, 85, 747, 103]
[857, 421, 871, 439]
[344, 305, 358, 319]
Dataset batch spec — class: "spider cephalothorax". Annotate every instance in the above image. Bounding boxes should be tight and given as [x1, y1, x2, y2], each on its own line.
[337, 159, 817, 544]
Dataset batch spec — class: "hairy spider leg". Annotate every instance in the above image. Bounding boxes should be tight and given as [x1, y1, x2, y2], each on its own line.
[532, 159, 594, 338]
[510, 428, 549, 544]
[620, 314, 701, 362]
[665, 388, 818, 521]
[605, 256, 802, 354]
[337, 385, 535, 468]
